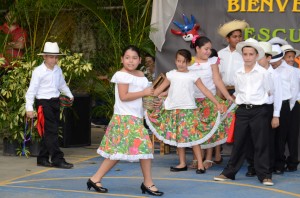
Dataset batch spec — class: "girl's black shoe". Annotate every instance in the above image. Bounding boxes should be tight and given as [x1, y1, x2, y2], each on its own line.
[141, 183, 164, 196]
[196, 168, 206, 174]
[87, 179, 108, 193]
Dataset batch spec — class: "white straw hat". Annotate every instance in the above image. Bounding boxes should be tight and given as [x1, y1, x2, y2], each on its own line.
[281, 44, 300, 57]
[270, 44, 284, 63]
[38, 42, 63, 55]
[268, 37, 288, 46]
[236, 38, 265, 60]
[258, 42, 277, 56]
[218, 20, 249, 38]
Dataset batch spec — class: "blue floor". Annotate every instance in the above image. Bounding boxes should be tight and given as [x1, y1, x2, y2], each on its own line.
[1, 152, 300, 198]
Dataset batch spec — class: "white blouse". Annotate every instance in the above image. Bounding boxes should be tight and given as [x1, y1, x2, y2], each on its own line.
[164, 70, 199, 110]
[188, 57, 218, 98]
[111, 71, 149, 118]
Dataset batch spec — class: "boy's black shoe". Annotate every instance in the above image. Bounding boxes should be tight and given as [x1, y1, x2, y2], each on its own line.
[37, 160, 53, 167]
[53, 161, 74, 169]
[245, 170, 256, 177]
[285, 166, 297, 172]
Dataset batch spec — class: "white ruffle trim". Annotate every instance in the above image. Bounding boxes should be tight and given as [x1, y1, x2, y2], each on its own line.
[200, 137, 228, 149]
[200, 103, 236, 149]
[145, 110, 221, 148]
[221, 103, 237, 122]
[97, 149, 153, 162]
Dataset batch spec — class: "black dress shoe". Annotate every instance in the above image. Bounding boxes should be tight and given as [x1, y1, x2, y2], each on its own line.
[53, 161, 74, 169]
[285, 166, 297, 172]
[141, 183, 164, 196]
[170, 165, 187, 172]
[245, 170, 256, 177]
[37, 160, 53, 167]
[196, 168, 206, 174]
[273, 169, 284, 175]
[87, 179, 108, 193]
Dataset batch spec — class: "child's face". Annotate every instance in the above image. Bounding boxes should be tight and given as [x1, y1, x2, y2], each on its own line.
[121, 49, 141, 71]
[43, 55, 59, 68]
[196, 42, 212, 60]
[175, 54, 189, 72]
[258, 55, 271, 67]
[270, 59, 282, 69]
[283, 51, 296, 66]
[226, 30, 243, 49]
[241, 47, 258, 67]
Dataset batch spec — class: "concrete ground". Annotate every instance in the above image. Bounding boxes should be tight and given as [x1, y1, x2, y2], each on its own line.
[0, 126, 299, 198]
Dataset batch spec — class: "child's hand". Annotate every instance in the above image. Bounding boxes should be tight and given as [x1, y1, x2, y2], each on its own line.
[143, 87, 154, 96]
[153, 97, 163, 108]
[26, 111, 35, 119]
[226, 96, 235, 103]
[216, 103, 226, 114]
[271, 117, 279, 128]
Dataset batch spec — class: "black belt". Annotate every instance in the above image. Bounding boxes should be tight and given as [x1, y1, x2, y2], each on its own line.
[37, 97, 59, 101]
[239, 104, 266, 109]
[282, 99, 289, 104]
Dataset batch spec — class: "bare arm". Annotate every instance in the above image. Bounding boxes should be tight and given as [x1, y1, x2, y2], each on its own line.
[118, 83, 153, 101]
[195, 78, 222, 112]
[153, 78, 170, 96]
[211, 64, 234, 102]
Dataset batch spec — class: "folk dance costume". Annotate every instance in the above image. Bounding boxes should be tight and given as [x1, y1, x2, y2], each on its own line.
[97, 72, 153, 162]
[189, 57, 235, 149]
[145, 70, 218, 147]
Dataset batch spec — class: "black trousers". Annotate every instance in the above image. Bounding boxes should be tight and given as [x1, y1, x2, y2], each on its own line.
[286, 102, 300, 169]
[274, 101, 291, 171]
[36, 98, 64, 164]
[222, 105, 271, 181]
[246, 104, 274, 172]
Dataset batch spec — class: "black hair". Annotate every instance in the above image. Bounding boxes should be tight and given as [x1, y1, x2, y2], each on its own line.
[145, 53, 155, 61]
[226, 29, 242, 38]
[190, 36, 211, 51]
[209, 48, 218, 58]
[265, 53, 272, 58]
[176, 49, 192, 63]
[121, 45, 141, 57]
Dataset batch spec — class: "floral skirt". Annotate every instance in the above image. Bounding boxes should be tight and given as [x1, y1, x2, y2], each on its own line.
[196, 97, 236, 149]
[145, 107, 220, 147]
[97, 114, 153, 162]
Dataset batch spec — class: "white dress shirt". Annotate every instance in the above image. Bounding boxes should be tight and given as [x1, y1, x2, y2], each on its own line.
[25, 62, 73, 111]
[267, 66, 282, 117]
[274, 61, 298, 110]
[234, 63, 271, 105]
[218, 46, 244, 86]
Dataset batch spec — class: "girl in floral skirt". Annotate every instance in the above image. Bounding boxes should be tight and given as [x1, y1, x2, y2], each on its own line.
[189, 36, 235, 169]
[87, 45, 163, 196]
[145, 49, 224, 174]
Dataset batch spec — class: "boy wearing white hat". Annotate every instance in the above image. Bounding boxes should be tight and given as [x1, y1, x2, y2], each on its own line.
[214, 38, 274, 186]
[217, 20, 249, 95]
[269, 44, 299, 174]
[25, 42, 74, 169]
[245, 41, 283, 177]
[280, 44, 300, 172]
